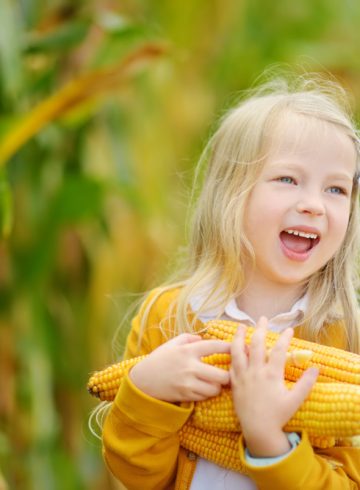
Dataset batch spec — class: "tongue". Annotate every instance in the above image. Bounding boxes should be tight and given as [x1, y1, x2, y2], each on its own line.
[280, 232, 312, 253]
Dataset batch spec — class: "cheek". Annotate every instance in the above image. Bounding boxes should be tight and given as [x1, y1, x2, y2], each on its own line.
[329, 206, 351, 248]
[245, 190, 278, 225]
[244, 200, 282, 251]
[336, 202, 351, 231]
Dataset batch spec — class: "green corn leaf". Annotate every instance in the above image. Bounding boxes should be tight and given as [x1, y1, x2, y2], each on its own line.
[23, 20, 90, 54]
[49, 175, 105, 224]
[0, 0, 23, 99]
[0, 172, 13, 238]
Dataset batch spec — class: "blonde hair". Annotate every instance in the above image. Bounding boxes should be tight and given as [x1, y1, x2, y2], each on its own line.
[143, 74, 360, 354]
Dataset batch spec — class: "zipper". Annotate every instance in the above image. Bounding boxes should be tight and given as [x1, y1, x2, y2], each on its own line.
[175, 450, 197, 489]
[184, 451, 197, 488]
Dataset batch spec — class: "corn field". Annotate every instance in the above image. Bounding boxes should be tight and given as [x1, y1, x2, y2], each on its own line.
[1, 1, 360, 489]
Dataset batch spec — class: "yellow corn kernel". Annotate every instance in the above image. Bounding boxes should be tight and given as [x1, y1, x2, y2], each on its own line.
[353, 436, 360, 447]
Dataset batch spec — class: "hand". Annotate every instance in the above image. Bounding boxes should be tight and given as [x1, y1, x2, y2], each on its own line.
[230, 317, 318, 457]
[129, 333, 231, 403]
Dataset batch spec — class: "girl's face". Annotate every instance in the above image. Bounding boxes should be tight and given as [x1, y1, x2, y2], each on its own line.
[243, 113, 357, 289]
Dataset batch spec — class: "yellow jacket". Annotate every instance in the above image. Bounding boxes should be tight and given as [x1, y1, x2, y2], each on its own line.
[102, 287, 360, 490]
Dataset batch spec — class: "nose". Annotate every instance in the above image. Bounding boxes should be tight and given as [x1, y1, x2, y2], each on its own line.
[295, 192, 325, 216]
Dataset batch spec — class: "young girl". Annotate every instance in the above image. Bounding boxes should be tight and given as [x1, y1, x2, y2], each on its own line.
[100, 75, 360, 489]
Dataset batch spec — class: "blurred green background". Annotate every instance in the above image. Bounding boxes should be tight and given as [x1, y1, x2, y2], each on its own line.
[1, 1, 360, 489]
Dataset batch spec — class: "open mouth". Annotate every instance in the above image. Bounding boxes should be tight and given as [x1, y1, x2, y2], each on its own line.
[280, 229, 320, 254]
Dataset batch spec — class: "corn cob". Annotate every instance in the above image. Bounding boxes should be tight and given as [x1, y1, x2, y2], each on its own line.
[192, 383, 360, 437]
[87, 354, 360, 441]
[87, 356, 145, 401]
[204, 320, 360, 384]
[87, 349, 312, 402]
[179, 423, 338, 474]
[88, 321, 360, 401]
[179, 423, 248, 474]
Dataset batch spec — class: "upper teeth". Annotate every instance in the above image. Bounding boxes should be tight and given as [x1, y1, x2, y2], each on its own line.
[286, 230, 318, 239]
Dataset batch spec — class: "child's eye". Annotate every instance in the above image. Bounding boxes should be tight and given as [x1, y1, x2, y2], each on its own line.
[327, 186, 347, 195]
[277, 176, 295, 184]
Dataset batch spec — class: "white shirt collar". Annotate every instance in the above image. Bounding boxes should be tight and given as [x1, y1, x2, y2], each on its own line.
[223, 295, 308, 332]
[189, 287, 308, 333]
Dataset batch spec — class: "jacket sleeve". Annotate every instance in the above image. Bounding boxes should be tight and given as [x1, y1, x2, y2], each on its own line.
[238, 431, 360, 489]
[102, 288, 193, 490]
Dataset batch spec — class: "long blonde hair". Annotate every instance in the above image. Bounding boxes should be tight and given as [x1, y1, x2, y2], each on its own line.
[142, 74, 360, 354]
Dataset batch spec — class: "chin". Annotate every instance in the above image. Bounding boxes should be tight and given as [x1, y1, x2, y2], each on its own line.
[269, 271, 312, 287]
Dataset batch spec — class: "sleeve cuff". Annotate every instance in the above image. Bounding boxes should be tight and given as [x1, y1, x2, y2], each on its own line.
[239, 431, 316, 487]
[112, 372, 194, 438]
[245, 432, 301, 467]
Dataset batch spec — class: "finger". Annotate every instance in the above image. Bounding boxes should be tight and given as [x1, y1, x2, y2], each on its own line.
[268, 327, 294, 372]
[190, 380, 223, 400]
[191, 339, 231, 357]
[196, 363, 230, 385]
[288, 367, 319, 413]
[249, 316, 268, 366]
[167, 333, 202, 346]
[187, 391, 215, 402]
[230, 325, 248, 373]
